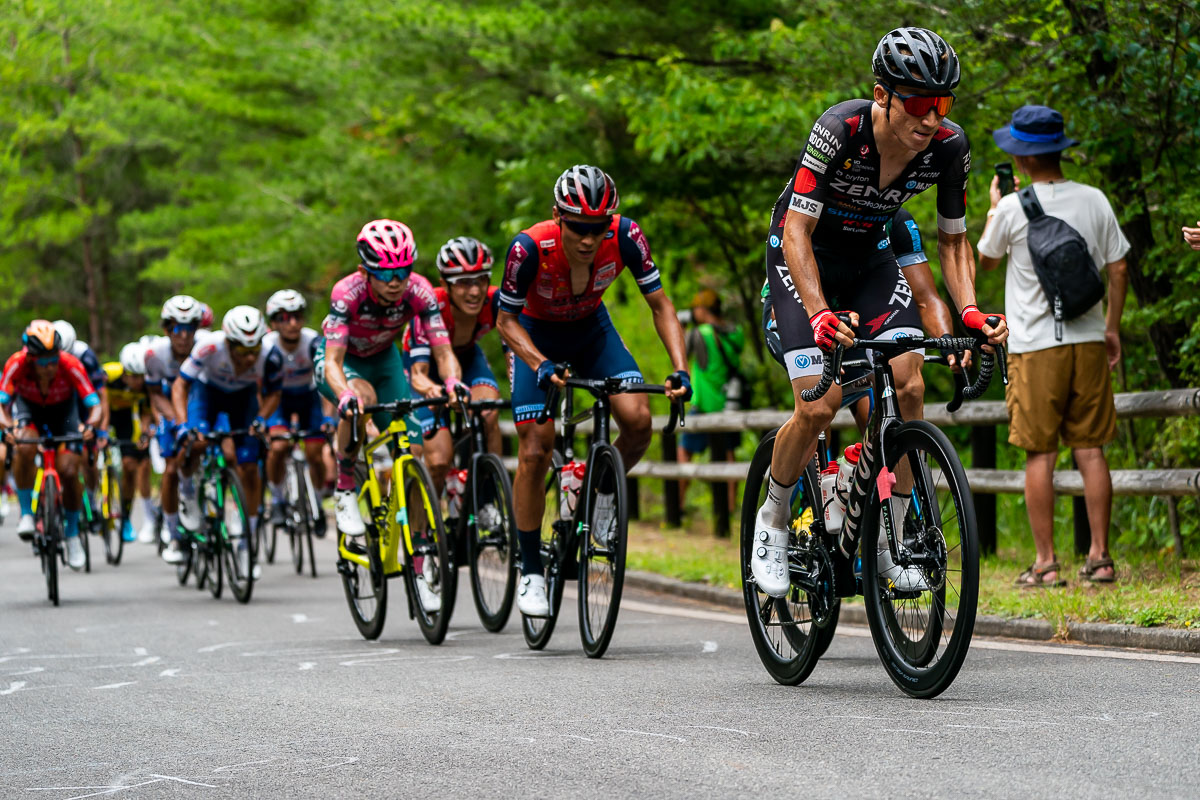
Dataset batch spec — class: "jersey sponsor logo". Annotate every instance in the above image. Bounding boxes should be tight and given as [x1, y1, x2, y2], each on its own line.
[962, 151, 972, 173]
[628, 222, 651, 263]
[922, 151, 934, 165]
[840, 173, 872, 184]
[904, 219, 922, 251]
[794, 167, 818, 194]
[843, 159, 852, 169]
[539, 239, 556, 249]
[509, 241, 528, 264]
[828, 179, 918, 205]
[865, 310, 897, 334]
[913, 171, 940, 179]
[594, 261, 618, 290]
[804, 142, 833, 164]
[801, 152, 827, 175]
[860, 144, 869, 156]
[769, 235, 781, 248]
[790, 194, 822, 217]
[876, 237, 891, 250]
[331, 299, 347, 314]
[904, 180, 933, 191]
[890, 272, 914, 308]
[845, 114, 862, 137]
[794, 352, 823, 370]
[933, 126, 958, 142]
[811, 122, 841, 151]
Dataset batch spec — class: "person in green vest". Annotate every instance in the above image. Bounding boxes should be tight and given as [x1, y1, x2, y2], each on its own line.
[677, 289, 744, 511]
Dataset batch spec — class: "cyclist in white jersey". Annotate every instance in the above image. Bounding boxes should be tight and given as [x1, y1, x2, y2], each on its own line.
[144, 295, 209, 564]
[173, 307, 281, 578]
[261, 290, 331, 537]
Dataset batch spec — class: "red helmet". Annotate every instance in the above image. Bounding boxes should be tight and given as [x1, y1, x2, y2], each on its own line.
[357, 219, 417, 270]
[435, 236, 493, 281]
[554, 165, 619, 217]
[199, 303, 214, 329]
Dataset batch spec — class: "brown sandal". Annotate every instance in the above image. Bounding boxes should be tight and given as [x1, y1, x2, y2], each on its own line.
[1078, 556, 1116, 583]
[1015, 561, 1066, 588]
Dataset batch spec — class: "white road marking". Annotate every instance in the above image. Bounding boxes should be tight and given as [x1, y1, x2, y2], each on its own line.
[159, 669, 181, 677]
[93, 682, 137, 690]
[615, 730, 687, 743]
[198, 641, 243, 652]
[565, 734, 595, 742]
[339, 655, 474, 666]
[133, 647, 148, 656]
[299, 662, 315, 670]
[494, 651, 571, 660]
[701, 640, 719, 653]
[624, 599, 1200, 665]
[291, 614, 310, 624]
[214, 758, 275, 772]
[6, 667, 44, 676]
[149, 774, 218, 787]
[684, 725, 752, 737]
[945, 724, 1011, 731]
[881, 728, 938, 735]
[1, 681, 28, 695]
[132, 656, 161, 667]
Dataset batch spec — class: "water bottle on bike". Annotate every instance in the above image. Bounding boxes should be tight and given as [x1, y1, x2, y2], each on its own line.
[558, 460, 585, 519]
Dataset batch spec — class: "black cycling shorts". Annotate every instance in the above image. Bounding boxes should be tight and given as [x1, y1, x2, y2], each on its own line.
[13, 397, 84, 452]
[765, 243, 922, 381]
[111, 408, 149, 461]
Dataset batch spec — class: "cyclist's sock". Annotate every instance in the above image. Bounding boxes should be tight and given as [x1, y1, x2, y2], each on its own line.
[141, 497, 156, 520]
[179, 476, 196, 498]
[64, 510, 80, 539]
[270, 482, 286, 502]
[336, 456, 356, 491]
[122, 498, 133, 519]
[762, 475, 797, 529]
[17, 488, 33, 516]
[249, 515, 258, 536]
[518, 528, 542, 575]
[165, 512, 181, 539]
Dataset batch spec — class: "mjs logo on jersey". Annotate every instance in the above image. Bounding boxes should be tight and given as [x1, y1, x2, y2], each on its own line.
[769, 235, 781, 248]
[794, 352, 823, 370]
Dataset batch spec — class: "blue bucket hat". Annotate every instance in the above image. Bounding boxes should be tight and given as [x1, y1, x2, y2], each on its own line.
[992, 105, 1079, 156]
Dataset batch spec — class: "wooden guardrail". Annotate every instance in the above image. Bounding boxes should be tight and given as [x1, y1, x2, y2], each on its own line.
[500, 388, 1200, 553]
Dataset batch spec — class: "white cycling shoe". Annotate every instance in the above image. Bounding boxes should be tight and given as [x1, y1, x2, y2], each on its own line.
[876, 496, 927, 593]
[415, 562, 442, 613]
[178, 485, 201, 531]
[750, 504, 791, 598]
[334, 490, 365, 537]
[517, 574, 550, 617]
[162, 539, 187, 564]
[17, 514, 36, 542]
[66, 535, 86, 571]
[137, 519, 158, 545]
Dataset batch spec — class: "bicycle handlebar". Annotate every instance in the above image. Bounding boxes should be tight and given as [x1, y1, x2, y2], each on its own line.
[347, 395, 450, 449]
[536, 364, 686, 434]
[4, 433, 88, 469]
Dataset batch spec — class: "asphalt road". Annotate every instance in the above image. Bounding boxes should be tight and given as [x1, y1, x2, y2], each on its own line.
[2, 512, 1199, 799]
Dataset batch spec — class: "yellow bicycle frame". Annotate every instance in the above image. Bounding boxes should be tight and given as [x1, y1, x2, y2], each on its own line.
[336, 419, 437, 578]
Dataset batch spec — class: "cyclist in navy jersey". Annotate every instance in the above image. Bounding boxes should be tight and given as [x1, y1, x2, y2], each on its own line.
[752, 28, 1008, 598]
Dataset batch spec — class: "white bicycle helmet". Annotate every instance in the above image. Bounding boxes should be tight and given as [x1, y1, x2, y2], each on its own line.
[266, 289, 307, 318]
[161, 295, 205, 326]
[53, 320, 78, 352]
[222, 305, 268, 347]
[119, 342, 146, 375]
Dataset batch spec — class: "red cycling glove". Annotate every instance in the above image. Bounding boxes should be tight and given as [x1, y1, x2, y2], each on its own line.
[960, 305, 1005, 333]
[809, 309, 842, 352]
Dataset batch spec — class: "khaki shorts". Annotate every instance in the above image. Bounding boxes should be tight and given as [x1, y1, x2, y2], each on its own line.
[1005, 342, 1116, 452]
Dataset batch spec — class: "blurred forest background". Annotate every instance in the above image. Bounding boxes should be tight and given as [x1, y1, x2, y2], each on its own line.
[3, 1, 1198, 549]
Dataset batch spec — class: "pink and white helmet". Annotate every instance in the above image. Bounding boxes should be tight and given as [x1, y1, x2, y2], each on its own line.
[356, 219, 417, 271]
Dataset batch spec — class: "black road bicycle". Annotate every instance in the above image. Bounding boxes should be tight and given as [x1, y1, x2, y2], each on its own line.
[523, 369, 684, 658]
[266, 427, 329, 578]
[742, 321, 1005, 698]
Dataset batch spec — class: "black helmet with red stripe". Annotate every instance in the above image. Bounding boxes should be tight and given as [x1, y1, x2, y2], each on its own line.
[435, 236, 494, 280]
[553, 165, 620, 217]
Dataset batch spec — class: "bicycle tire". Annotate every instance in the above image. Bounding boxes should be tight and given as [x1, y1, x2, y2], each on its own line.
[79, 490, 92, 573]
[207, 537, 223, 599]
[521, 451, 566, 650]
[104, 462, 124, 566]
[156, 506, 166, 557]
[401, 457, 456, 645]
[740, 429, 827, 686]
[41, 480, 61, 607]
[862, 420, 979, 699]
[341, 522, 388, 639]
[466, 452, 517, 632]
[221, 467, 255, 604]
[578, 444, 628, 658]
[175, 531, 193, 586]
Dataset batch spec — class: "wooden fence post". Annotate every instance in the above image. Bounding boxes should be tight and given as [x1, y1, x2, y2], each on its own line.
[662, 430, 681, 528]
[1071, 456, 1091, 555]
[710, 434, 730, 537]
[972, 425, 997, 555]
[627, 476, 640, 521]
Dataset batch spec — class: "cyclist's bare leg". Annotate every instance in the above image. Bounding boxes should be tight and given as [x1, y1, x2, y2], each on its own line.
[161, 455, 180, 514]
[303, 440, 325, 489]
[334, 378, 376, 461]
[471, 384, 503, 455]
[13, 437, 38, 492]
[422, 428, 453, 495]
[609, 392, 652, 469]
[770, 376, 842, 487]
[266, 434, 289, 489]
[513, 420, 555, 532]
[59, 451, 82, 511]
[121, 454, 138, 505]
[237, 459, 262, 517]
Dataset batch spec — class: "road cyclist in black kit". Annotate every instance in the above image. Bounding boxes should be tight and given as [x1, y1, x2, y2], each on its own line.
[751, 27, 1009, 600]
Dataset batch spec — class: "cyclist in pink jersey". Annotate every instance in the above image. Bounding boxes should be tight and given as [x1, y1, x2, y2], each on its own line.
[315, 219, 462, 539]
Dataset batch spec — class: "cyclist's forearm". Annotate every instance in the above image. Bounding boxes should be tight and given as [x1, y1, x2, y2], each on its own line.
[259, 391, 281, 421]
[498, 312, 549, 373]
[85, 403, 103, 428]
[323, 344, 352, 399]
[431, 343, 461, 383]
[149, 388, 175, 422]
[171, 377, 190, 423]
[903, 263, 955, 337]
[410, 362, 437, 397]
[647, 293, 688, 372]
[99, 388, 110, 431]
[938, 230, 977, 312]
[782, 217, 828, 313]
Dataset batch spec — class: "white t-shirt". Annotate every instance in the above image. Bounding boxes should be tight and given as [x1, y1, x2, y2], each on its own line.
[977, 180, 1130, 354]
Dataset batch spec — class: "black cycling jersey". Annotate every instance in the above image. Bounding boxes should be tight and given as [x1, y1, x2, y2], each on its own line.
[768, 98, 970, 270]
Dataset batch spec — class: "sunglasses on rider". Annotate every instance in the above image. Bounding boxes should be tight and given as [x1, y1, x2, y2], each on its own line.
[231, 343, 261, 358]
[363, 265, 412, 284]
[445, 274, 490, 288]
[165, 321, 199, 335]
[561, 217, 611, 237]
[35, 355, 60, 367]
[270, 311, 302, 324]
[886, 86, 955, 118]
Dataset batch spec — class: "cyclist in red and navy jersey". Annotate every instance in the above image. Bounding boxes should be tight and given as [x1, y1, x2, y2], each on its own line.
[0, 320, 101, 570]
[402, 236, 504, 493]
[752, 28, 1009, 598]
[497, 165, 691, 617]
